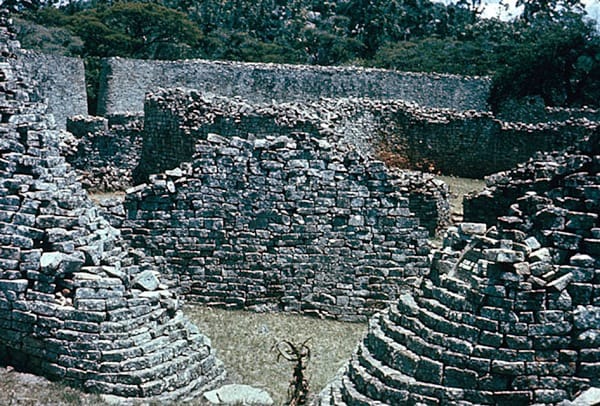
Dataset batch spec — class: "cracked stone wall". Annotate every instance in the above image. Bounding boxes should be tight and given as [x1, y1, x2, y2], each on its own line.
[0, 13, 225, 401]
[121, 89, 436, 321]
[317, 133, 599, 405]
[97, 57, 491, 115]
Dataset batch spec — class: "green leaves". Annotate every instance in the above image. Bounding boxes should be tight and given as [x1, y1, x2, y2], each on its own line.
[12, 0, 600, 111]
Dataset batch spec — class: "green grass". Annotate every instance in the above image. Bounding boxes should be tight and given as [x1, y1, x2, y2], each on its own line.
[0, 306, 366, 406]
[186, 306, 367, 405]
[435, 175, 485, 219]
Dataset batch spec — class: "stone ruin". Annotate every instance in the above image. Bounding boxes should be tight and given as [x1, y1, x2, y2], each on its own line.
[0, 12, 225, 402]
[65, 113, 143, 192]
[317, 132, 599, 405]
[117, 88, 443, 321]
[2, 7, 600, 404]
[97, 56, 491, 115]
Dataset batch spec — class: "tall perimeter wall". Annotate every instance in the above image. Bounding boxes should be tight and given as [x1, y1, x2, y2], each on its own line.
[97, 57, 491, 115]
[16, 50, 87, 128]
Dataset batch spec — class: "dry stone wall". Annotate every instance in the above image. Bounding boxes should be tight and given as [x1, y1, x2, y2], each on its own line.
[463, 133, 600, 226]
[317, 133, 600, 405]
[135, 90, 451, 236]
[66, 113, 143, 192]
[380, 107, 598, 178]
[122, 89, 436, 321]
[16, 50, 87, 129]
[0, 14, 225, 402]
[97, 57, 491, 115]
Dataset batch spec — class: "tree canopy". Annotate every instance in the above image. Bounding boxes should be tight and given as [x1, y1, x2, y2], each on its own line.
[11, 0, 600, 113]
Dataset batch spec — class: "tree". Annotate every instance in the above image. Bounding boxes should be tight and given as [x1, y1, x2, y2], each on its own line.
[0, 0, 58, 12]
[516, 0, 586, 22]
[490, 10, 600, 109]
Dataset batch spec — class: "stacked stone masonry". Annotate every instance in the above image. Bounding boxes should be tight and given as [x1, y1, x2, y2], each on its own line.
[317, 133, 599, 405]
[97, 56, 492, 115]
[0, 13, 225, 402]
[134, 90, 451, 236]
[464, 134, 600, 226]
[122, 89, 436, 321]
[136, 92, 598, 185]
[66, 113, 144, 192]
[15, 49, 87, 129]
[380, 106, 598, 178]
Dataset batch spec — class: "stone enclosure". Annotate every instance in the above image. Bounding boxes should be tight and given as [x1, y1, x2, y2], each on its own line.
[123, 89, 437, 321]
[2, 11, 600, 405]
[97, 57, 491, 115]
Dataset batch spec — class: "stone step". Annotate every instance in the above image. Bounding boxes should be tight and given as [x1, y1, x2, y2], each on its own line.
[347, 356, 441, 405]
[340, 372, 387, 406]
[353, 340, 501, 405]
[346, 357, 411, 405]
[365, 314, 422, 377]
[357, 338, 476, 403]
[379, 311, 445, 360]
[314, 379, 348, 406]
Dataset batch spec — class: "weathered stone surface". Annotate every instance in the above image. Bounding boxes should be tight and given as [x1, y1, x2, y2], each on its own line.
[318, 133, 599, 405]
[98, 57, 491, 116]
[123, 89, 438, 321]
[0, 14, 225, 402]
[204, 384, 274, 405]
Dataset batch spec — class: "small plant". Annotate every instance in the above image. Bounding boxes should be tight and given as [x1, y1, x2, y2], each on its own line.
[274, 338, 311, 406]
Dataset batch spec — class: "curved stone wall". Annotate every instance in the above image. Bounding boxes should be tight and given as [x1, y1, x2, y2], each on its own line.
[380, 107, 597, 178]
[135, 91, 451, 236]
[0, 13, 225, 401]
[97, 57, 491, 115]
[122, 90, 437, 321]
[317, 134, 599, 405]
[464, 134, 600, 225]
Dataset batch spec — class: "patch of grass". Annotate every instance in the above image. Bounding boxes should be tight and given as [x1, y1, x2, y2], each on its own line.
[436, 175, 485, 219]
[186, 305, 367, 405]
[0, 366, 107, 405]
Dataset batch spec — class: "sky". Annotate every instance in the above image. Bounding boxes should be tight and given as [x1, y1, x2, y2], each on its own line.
[435, 0, 600, 24]
[482, 0, 600, 20]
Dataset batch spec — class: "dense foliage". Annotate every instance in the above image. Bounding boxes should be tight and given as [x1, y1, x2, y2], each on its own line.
[9, 0, 600, 113]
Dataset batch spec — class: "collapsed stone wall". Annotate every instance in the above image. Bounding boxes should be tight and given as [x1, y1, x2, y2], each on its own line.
[122, 89, 437, 321]
[380, 107, 598, 178]
[66, 113, 143, 192]
[15, 50, 87, 129]
[0, 14, 225, 401]
[97, 57, 491, 115]
[135, 91, 451, 237]
[463, 133, 600, 226]
[318, 134, 599, 405]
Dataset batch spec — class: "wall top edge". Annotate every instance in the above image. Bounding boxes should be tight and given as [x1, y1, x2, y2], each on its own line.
[103, 56, 492, 82]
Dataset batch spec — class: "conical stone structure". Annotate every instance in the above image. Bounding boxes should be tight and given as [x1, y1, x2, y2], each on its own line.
[318, 133, 599, 405]
[0, 11, 225, 402]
